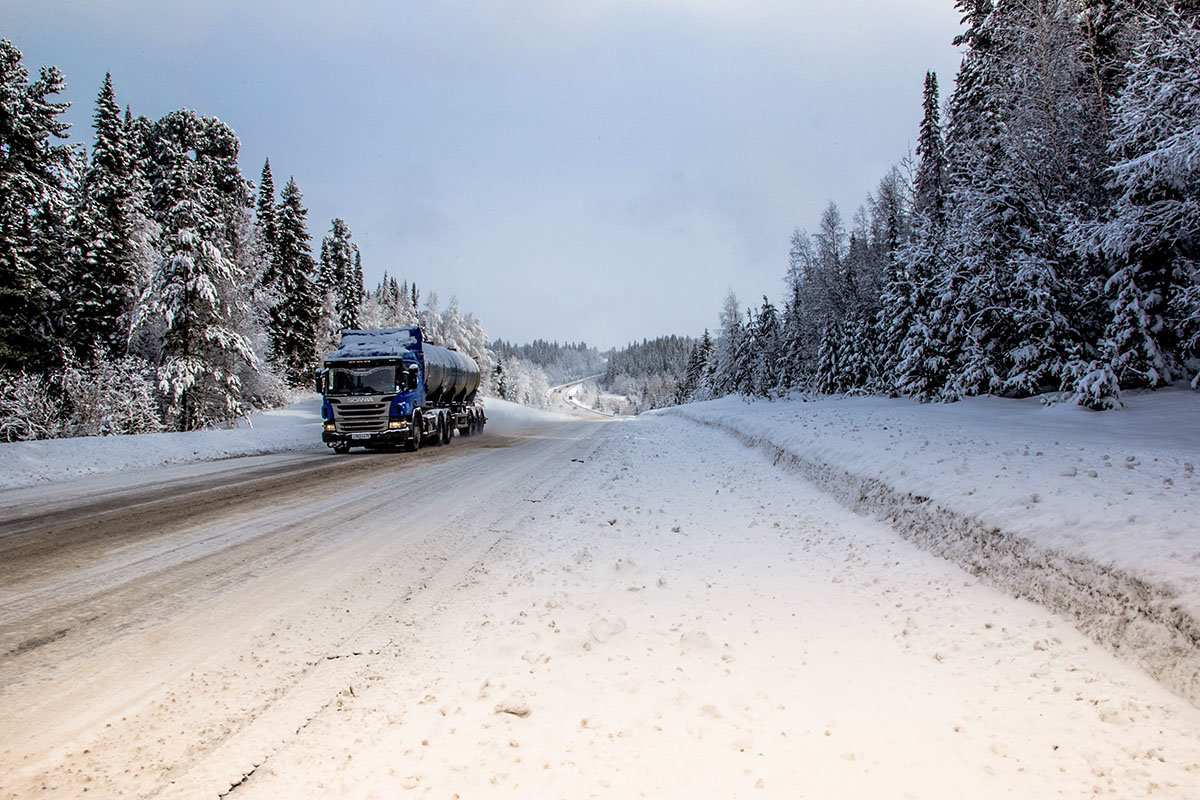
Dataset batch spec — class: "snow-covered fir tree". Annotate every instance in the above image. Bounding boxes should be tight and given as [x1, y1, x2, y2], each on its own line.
[267, 177, 318, 387]
[140, 109, 257, 430]
[1080, 6, 1200, 400]
[0, 39, 74, 371]
[315, 218, 362, 355]
[71, 73, 139, 360]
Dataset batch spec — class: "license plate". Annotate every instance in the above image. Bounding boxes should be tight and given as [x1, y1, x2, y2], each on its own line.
[351, 433, 370, 440]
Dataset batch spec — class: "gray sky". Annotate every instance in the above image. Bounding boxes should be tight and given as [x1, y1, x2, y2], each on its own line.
[10, 0, 964, 349]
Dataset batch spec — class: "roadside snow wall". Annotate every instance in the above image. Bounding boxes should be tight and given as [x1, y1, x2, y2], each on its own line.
[667, 407, 1200, 707]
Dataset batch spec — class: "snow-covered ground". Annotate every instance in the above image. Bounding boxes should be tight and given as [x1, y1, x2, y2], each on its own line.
[661, 387, 1200, 704]
[0, 395, 565, 490]
[216, 414, 1200, 798]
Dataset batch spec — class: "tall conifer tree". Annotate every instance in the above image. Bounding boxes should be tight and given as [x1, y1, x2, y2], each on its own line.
[73, 73, 137, 359]
[268, 177, 318, 386]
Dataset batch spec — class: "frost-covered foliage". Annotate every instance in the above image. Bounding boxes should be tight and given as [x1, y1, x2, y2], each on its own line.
[0, 370, 65, 441]
[492, 357, 552, 409]
[694, 3, 1199, 409]
[0, 354, 161, 440]
[57, 353, 162, 436]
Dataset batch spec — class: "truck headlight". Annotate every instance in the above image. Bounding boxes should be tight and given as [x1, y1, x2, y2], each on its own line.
[324, 423, 336, 431]
[389, 420, 406, 429]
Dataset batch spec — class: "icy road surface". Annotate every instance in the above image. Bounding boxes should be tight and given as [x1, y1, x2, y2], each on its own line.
[2, 416, 1199, 798]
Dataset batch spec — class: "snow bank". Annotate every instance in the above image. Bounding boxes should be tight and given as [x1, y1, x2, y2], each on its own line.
[662, 388, 1200, 704]
[0, 395, 325, 490]
[0, 395, 569, 490]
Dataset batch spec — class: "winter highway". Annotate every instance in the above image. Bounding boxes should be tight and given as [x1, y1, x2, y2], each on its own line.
[1, 414, 1199, 798]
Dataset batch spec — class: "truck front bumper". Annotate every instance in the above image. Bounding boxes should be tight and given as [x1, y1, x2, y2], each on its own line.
[322, 422, 411, 447]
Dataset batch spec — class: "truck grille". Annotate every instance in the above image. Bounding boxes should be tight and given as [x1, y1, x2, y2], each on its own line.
[331, 400, 389, 433]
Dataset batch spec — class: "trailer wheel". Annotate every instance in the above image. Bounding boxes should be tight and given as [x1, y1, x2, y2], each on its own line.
[332, 443, 351, 455]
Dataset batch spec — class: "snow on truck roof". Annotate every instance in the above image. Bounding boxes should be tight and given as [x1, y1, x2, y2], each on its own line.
[324, 327, 421, 361]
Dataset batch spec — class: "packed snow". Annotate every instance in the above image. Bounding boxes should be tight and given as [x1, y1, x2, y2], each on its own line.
[224, 414, 1200, 798]
[661, 387, 1200, 704]
[0, 395, 565, 490]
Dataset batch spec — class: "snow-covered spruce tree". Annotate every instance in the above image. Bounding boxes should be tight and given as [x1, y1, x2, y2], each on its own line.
[419, 292, 445, 345]
[869, 167, 911, 393]
[71, 73, 139, 361]
[315, 218, 360, 355]
[941, 0, 1106, 399]
[352, 249, 365, 322]
[253, 158, 278, 280]
[887, 68, 955, 400]
[460, 310, 496, 393]
[321, 219, 361, 329]
[1079, 6, 1200, 398]
[141, 109, 257, 430]
[268, 177, 319, 387]
[813, 324, 844, 395]
[894, 211, 953, 401]
[751, 296, 782, 397]
[711, 292, 746, 396]
[913, 72, 947, 224]
[676, 329, 714, 403]
[0, 40, 74, 372]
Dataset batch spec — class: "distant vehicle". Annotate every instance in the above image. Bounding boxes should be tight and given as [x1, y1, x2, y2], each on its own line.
[317, 327, 485, 454]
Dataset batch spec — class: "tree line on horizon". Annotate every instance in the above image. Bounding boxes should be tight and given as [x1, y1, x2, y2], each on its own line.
[0, 41, 503, 440]
[678, 1, 1199, 409]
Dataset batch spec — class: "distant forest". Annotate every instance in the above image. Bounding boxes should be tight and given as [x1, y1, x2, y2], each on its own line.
[492, 340, 606, 386]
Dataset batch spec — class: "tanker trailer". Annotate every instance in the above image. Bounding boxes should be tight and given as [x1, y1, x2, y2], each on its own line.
[316, 326, 486, 454]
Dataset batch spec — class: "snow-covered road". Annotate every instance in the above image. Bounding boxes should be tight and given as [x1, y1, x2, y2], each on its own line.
[2, 414, 1199, 798]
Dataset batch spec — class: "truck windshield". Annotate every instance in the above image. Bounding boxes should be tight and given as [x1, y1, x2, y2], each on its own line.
[327, 366, 396, 395]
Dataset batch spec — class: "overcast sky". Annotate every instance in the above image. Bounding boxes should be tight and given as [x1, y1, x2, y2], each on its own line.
[10, 0, 964, 349]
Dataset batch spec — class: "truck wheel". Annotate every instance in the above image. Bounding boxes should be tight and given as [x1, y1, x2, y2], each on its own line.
[405, 414, 422, 452]
[442, 412, 453, 444]
[429, 415, 442, 447]
[333, 443, 351, 455]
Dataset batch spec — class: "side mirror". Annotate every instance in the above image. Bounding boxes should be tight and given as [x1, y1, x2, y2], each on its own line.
[315, 371, 324, 394]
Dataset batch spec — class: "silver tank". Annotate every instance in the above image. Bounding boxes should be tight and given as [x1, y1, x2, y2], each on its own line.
[423, 345, 481, 403]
